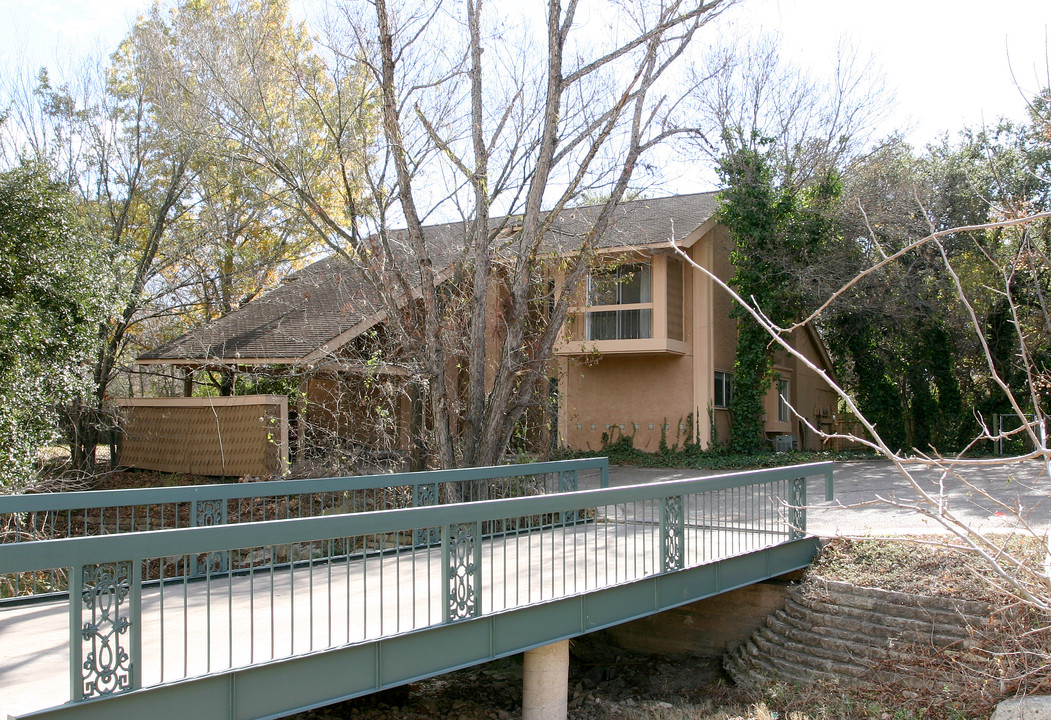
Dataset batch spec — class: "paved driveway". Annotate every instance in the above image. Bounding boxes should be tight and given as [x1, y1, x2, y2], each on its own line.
[604, 460, 1051, 537]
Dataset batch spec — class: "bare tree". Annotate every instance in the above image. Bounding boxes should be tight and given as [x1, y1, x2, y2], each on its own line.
[686, 31, 892, 187]
[1, 59, 197, 470]
[144, 0, 733, 469]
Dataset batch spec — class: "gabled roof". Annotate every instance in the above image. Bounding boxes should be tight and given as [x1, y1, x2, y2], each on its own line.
[138, 191, 720, 365]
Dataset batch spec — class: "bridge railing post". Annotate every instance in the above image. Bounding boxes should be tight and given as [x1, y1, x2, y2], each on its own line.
[191, 498, 228, 576]
[442, 520, 482, 622]
[660, 495, 685, 572]
[788, 477, 807, 540]
[558, 470, 579, 523]
[70, 558, 141, 701]
[413, 481, 441, 545]
[557, 469, 577, 493]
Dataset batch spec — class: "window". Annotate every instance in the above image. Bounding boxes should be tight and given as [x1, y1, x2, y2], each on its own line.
[778, 379, 790, 423]
[585, 263, 652, 341]
[714, 371, 733, 408]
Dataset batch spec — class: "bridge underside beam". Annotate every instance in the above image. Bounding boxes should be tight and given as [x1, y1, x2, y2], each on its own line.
[18, 538, 820, 720]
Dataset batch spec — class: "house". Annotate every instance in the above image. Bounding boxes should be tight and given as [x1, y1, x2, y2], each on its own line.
[133, 191, 838, 471]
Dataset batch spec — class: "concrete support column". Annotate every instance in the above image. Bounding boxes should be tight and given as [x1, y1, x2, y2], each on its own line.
[522, 639, 569, 720]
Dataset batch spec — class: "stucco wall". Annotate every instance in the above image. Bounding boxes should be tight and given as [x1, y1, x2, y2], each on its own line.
[561, 354, 697, 452]
[558, 240, 704, 454]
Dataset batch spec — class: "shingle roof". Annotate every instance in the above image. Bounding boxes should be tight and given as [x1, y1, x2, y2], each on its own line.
[139, 254, 378, 363]
[547, 191, 720, 251]
[139, 191, 719, 364]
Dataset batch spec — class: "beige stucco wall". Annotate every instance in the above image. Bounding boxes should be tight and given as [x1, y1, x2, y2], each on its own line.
[560, 354, 697, 451]
[559, 234, 710, 453]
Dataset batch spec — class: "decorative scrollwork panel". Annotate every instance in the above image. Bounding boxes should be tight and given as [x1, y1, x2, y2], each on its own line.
[192, 498, 229, 575]
[414, 483, 441, 545]
[558, 470, 580, 523]
[414, 482, 438, 507]
[78, 561, 135, 699]
[558, 469, 578, 493]
[661, 495, 684, 572]
[788, 478, 806, 540]
[194, 498, 226, 526]
[445, 522, 479, 621]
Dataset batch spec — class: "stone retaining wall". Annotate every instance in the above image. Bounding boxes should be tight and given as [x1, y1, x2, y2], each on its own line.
[723, 576, 992, 690]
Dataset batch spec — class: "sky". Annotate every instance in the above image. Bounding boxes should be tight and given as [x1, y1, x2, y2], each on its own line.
[1, 0, 1048, 155]
[732, 0, 1050, 147]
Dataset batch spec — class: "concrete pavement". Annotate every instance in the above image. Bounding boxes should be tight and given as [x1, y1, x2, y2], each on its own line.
[602, 459, 1051, 537]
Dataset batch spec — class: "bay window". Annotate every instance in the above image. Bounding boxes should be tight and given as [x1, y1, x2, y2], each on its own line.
[556, 254, 687, 356]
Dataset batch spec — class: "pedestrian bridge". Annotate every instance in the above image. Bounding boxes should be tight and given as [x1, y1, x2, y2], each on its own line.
[0, 458, 833, 719]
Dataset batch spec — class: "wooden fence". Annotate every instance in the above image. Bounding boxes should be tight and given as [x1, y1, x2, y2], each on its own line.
[112, 396, 289, 477]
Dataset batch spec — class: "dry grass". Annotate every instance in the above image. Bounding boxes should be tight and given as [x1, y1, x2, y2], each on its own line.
[811, 535, 1048, 601]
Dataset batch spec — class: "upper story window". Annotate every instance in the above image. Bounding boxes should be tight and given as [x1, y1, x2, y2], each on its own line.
[585, 262, 652, 341]
[556, 254, 687, 356]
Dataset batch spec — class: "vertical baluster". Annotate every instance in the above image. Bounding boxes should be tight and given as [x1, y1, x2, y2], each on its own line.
[328, 537, 334, 645]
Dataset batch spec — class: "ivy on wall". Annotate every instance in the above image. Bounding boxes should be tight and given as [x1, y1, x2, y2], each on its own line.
[716, 144, 840, 453]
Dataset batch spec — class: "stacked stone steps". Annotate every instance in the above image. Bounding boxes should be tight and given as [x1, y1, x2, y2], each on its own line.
[766, 610, 987, 668]
[724, 577, 991, 689]
[777, 596, 977, 651]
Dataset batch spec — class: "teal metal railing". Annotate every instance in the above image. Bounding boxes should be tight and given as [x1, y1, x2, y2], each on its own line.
[0, 461, 831, 715]
[0, 458, 608, 597]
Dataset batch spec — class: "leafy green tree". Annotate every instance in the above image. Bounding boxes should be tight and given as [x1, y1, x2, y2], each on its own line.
[695, 34, 878, 454]
[0, 161, 107, 490]
[0, 0, 337, 469]
[2, 58, 200, 467]
[827, 110, 1051, 453]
